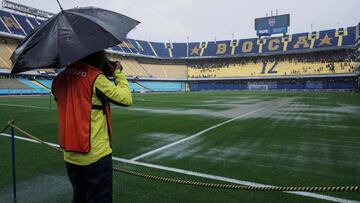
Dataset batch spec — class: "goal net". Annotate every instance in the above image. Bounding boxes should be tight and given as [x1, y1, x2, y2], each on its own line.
[248, 84, 269, 91]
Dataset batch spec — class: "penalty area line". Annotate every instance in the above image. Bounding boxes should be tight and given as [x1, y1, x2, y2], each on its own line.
[0, 133, 357, 203]
[0, 103, 54, 110]
[0, 133, 59, 148]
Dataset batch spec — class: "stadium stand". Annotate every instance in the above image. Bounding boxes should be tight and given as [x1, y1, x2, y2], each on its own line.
[187, 50, 359, 78]
[107, 54, 188, 79]
[106, 54, 150, 77]
[138, 63, 165, 78]
[0, 77, 28, 89]
[0, 10, 25, 36]
[0, 8, 358, 92]
[128, 81, 147, 92]
[0, 37, 17, 69]
[141, 63, 188, 79]
[108, 27, 358, 59]
[164, 65, 188, 78]
[137, 81, 184, 92]
[27, 17, 40, 28]
[17, 78, 49, 94]
[11, 13, 34, 34]
[121, 58, 150, 77]
[36, 79, 53, 89]
[0, 76, 49, 95]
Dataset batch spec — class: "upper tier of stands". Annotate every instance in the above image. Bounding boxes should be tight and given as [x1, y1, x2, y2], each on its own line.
[111, 26, 360, 58]
[0, 9, 358, 59]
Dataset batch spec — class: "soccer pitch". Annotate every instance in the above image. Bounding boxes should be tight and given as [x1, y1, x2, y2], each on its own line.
[0, 91, 359, 202]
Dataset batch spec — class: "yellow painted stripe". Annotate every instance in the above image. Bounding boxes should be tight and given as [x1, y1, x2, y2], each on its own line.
[31, 80, 49, 90]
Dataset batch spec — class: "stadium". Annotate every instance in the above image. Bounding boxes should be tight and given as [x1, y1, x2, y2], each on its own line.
[0, 0, 359, 202]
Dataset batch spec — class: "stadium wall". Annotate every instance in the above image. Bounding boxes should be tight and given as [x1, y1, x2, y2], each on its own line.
[188, 76, 359, 92]
[1, 74, 359, 96]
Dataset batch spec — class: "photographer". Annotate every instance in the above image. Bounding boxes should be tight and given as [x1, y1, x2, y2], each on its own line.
[52, 50, 132, 203]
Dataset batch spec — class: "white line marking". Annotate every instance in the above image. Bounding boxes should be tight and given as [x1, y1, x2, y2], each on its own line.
[0, 103, 54, 110]
[0, 133, 59, 148]
[0, 133, 358, 203]
[130, 105, 272, 161]
[0, 109, 44, 116]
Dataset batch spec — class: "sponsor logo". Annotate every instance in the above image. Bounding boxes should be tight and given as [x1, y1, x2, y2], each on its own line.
[65, 69, 87, 77]
[268, 18, 276, 27]
[258, 29, 270, 34]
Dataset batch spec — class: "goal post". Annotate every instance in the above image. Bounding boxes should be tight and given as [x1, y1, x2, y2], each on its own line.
[248, 84, 269, 91]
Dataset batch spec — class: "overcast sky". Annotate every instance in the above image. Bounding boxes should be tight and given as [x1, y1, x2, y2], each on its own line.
[10, 0, 360, 42]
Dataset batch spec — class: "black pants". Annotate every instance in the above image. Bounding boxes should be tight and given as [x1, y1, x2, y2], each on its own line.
[65, 154, 113, 203]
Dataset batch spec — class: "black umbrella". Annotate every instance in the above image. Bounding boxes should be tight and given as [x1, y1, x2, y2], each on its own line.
[11, 7, 140, 74]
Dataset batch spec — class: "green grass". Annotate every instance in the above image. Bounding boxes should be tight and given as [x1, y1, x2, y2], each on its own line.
[0, 91, 360, 202]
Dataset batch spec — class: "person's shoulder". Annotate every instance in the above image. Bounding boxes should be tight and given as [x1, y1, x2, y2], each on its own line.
[95, 73, 108, 81]
[94, 73, 111, 86]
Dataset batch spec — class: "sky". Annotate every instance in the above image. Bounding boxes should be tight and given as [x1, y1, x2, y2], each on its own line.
[9, 0, 360, 42]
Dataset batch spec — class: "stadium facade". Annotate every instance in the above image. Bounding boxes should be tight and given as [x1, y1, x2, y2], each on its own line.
[0, 7, 359, 94]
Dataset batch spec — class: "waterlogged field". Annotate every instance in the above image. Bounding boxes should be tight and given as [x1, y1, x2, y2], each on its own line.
[0, 91, 359, 202]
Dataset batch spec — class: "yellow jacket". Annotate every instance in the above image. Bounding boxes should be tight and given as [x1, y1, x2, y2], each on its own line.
[64, 69, 132, 166]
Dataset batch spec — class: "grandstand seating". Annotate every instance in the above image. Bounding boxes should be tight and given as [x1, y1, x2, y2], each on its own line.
[107, 54, 149, 77]
[127, 39, 156, 56]
[0, 10, 25, 35]
[0, 77, 49, 95]
[12, 13, 33, 34]
[17, 78, 49, 94]
[0, 37, 17, 69]
[27, 17, 40, 28]
[137, 81, 183, 92]
[0, 77, 28, 89]
[129, 81, 149, 92]
[120, 58, 150, 77]
[36, 79, 52, 89]
[107, 54, 188, 79]
[141, 64, 188, 79]
[161, 64, 188, 78]
[140, 64, 166, 78]
[0, 44, 11, 68]
[188, 61, 360, 78]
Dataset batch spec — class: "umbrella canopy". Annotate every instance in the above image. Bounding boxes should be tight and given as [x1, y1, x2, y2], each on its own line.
[11, 7, 140, 74]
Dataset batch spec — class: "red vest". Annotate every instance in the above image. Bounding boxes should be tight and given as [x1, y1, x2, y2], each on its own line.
[52, 62, 112, 153]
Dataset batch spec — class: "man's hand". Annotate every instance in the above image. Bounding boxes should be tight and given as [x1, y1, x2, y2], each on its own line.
[113, 61, 123, 72]
[104, 60, 123, 77]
